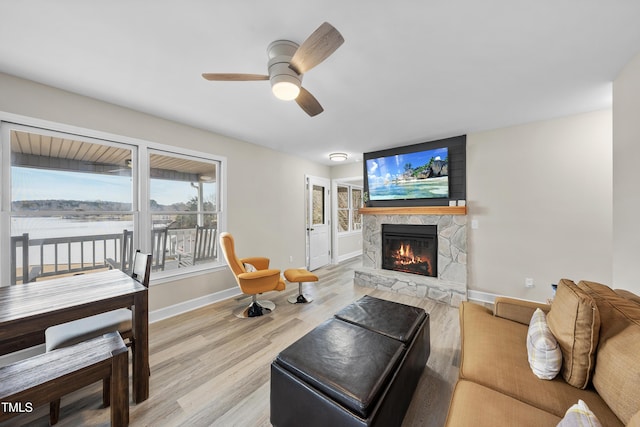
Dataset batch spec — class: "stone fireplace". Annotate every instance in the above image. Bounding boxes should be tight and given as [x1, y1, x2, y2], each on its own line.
[355, 208, 467, 307]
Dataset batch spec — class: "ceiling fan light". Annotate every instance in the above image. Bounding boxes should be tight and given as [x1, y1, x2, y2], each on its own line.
[272, 82, 300, 100]
[270, 73, 300, 100]
[329, 152, 348, 162]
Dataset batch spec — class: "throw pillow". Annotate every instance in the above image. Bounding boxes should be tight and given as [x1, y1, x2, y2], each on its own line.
[546, 279, 600, 389]
[527, 308, 562, 380]
[614, 288, 640, 306]
[557, 400, 602, 427]
[243, 263, 257, 272]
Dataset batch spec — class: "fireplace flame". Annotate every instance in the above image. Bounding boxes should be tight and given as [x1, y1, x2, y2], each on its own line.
[396, 242, 421, 265]
[391, 242, 433, 276]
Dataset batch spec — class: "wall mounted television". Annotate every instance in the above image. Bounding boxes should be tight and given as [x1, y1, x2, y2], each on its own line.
[366, 147, 449, 201]
[363, 135, 466, 207]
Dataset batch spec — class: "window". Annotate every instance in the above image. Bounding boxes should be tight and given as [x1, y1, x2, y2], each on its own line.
[8, 127, 135, 284]
[149, 151, 220, 271]
[352, 187, 363, 231]
[337, 184, 363, 233]
[312, 185, 325, 225]
[2, 122, 225, 285]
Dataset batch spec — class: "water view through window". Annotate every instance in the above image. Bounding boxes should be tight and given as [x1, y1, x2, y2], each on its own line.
[9, 128, 221, 284]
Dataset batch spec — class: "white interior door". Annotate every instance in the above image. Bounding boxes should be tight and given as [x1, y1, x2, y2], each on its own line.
[307, 176, 330, 271]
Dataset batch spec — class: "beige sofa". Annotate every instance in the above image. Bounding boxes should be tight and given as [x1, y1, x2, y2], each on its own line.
[445, 279, 640, 426]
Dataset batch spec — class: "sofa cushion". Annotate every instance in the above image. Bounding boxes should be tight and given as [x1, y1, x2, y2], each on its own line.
[546, 279, 600, 389]
[593, 326, 640, 424]
[527, 308, 562, 380]
[494, 297, 551, 325]
[458, 302, 622, 426]
[577, 280, 640, 339]
[577, 280, 640, 424]
[557, 400, 602, 427]
[614, 288, 640, 305]
[445, 380, 561, 427]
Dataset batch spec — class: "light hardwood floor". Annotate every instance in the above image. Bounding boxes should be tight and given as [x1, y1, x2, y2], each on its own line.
[2, 257, 461, 427]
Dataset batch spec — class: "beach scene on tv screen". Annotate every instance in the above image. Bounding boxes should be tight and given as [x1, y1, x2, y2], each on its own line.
[366, 147, 449, 200]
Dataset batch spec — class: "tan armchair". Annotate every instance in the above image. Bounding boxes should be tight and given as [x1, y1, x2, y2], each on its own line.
[219, 232, 285, 318]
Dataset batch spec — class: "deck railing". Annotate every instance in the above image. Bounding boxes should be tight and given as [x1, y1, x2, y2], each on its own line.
[11, 227, 215, 284]
[11, 232, 124, 285]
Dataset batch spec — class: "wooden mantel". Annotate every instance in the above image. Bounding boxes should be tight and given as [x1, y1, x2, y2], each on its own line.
[359, 206, 467, 215]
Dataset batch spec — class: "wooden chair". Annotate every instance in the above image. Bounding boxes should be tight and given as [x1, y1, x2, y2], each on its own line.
[45, 250, 152, 421]
[178, 225, 217, 267]
[106, 229, 134, 274]
[151, 227, 168, 271]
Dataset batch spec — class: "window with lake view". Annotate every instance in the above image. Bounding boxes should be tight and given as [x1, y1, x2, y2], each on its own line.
[3, 123, 224, 284]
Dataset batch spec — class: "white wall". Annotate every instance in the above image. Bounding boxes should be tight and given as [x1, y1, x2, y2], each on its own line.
[2, 69, 628, 308]
[0, 72, 330, 312]
[467, 110, 613, 301]
[613, 52, 640, 294]
[330, 161, 362, 180]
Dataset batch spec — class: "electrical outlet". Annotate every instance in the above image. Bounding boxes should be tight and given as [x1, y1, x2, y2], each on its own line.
[289, 256, 293, 263]
[525, 278, 534, 288]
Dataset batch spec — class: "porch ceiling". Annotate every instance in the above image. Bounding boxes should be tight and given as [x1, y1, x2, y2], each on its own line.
[11, 130, 217, 182]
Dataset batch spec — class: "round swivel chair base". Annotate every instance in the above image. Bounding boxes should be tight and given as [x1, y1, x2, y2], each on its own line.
[288, 294, 313, 304]
[234, 300, 276, 318]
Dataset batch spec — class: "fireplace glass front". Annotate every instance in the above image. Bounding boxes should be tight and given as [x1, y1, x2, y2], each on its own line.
[381, 224, 437, 277]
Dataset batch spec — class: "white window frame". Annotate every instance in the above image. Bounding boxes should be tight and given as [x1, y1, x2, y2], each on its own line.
[0, 114, 227, 286]
[147, 148, 223, 276]
[336, 183, 363, 234]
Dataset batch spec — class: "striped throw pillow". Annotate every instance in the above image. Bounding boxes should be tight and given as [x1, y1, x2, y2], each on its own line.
[557, 400, 603, 427]
[527, 308, 562, 380]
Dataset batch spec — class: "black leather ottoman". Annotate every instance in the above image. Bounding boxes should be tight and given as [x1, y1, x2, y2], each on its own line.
[335, 295, 428, 344]
[271, 296, 430, 427]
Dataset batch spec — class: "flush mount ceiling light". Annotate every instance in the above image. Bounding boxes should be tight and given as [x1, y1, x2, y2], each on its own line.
[329, 152, 348, 162]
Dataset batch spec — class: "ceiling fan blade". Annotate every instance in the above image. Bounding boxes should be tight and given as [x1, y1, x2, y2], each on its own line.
[202, 73, 269, 81]
[289, 22, 344, 74]
[296, 87, 324, 117]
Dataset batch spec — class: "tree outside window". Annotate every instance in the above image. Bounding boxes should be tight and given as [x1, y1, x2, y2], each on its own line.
[149, 151, 220, 270]
[352, 188, 362, 231]
[337, 184, 363, 233]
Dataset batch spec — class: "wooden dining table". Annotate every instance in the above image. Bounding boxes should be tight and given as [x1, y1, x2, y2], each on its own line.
[0, 269, 149, 403]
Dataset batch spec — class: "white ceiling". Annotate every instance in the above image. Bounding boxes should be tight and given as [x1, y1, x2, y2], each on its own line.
[1, 1, 639, 165]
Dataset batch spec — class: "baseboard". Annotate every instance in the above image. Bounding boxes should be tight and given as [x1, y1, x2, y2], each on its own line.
[149, 287, 242, 323]
[337, 250, 362, 263]
[467, 290, 499, 304]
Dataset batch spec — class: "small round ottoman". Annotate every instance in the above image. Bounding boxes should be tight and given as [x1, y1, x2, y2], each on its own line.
[284, 268, 319, 304]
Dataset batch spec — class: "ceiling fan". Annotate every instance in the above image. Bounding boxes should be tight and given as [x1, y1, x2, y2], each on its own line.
[202, 22, 344, 117]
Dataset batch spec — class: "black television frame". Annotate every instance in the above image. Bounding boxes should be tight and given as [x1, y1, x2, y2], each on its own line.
[363, 135, 466, 207]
